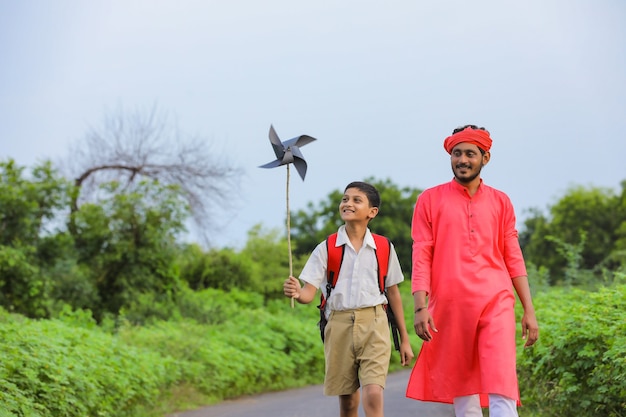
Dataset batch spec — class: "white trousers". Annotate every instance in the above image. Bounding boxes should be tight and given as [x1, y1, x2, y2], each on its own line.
[453, 394, 518, 417]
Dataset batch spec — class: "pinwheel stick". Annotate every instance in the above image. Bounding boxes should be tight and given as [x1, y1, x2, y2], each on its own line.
[286, 165, 295, 308]
[258, 125, 316, 309]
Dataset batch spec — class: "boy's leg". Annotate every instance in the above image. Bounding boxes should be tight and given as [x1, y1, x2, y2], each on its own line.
[324, 311, 360, 396]
[339, 391, 360, 417]
[361, 384, 384, 417]
[488, 394, 518, 417]
[453, 394, 482, 417]
[356, 305, 389, 417]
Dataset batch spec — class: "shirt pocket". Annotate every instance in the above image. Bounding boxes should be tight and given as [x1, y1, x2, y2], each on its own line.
[358, 252, 382, 296]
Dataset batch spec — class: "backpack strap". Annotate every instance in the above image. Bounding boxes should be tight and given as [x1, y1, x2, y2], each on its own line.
[371, 233, 391, 293]
[317, 231, 400, 350]
[372, 234, 400, 351]
[319, 233, 344, 311]
[320, 232, 390, 308]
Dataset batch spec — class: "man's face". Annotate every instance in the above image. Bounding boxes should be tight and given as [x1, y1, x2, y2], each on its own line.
[450, 143, 489, 184]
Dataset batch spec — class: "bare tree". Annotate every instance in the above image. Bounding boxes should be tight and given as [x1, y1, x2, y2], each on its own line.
[65, 105, 242, 242]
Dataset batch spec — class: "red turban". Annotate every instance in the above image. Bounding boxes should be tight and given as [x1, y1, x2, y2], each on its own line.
[443, 127, 492, 154]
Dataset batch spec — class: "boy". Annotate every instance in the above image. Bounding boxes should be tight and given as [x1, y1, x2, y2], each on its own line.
[283, 181, 414, 417]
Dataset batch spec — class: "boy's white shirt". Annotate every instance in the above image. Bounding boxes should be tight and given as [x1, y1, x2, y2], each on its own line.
[299, 225, 404, 318]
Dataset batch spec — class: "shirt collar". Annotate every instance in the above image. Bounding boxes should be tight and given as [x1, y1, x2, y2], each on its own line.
[450, 178, 484, 195]
[337, 225, 376, 249]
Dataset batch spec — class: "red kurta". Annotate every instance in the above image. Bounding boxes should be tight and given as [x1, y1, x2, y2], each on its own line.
[406, 179, 527, 406]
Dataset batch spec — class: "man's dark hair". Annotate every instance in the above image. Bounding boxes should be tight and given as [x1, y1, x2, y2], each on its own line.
[452, 124, 489, 135]
[452, 124, 490, 155]
[345, 181, 381, 208]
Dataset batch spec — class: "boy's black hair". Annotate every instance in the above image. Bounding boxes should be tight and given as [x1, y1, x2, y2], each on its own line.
[344, 181, 381, 208]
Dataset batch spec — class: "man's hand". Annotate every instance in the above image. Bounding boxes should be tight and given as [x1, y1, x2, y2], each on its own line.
[414, 309, 438, 341]
[521, 311, 539, 348]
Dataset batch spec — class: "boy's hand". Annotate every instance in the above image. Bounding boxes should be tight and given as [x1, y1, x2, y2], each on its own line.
[399, 341, 415, 366]
[283, 276, 301, 300]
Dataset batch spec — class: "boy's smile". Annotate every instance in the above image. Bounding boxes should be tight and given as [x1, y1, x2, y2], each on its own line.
[339, 188, 378, 222]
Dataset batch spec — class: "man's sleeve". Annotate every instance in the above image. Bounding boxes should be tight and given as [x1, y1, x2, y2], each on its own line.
[502, 196, 527, 278]
[411, 192, 434, 294]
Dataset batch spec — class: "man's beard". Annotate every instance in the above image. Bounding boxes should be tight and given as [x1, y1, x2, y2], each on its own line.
[453, 163, 483, 183]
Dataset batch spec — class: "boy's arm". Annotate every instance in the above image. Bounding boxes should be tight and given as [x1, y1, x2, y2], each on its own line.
[386, 284, 415, 366]
[283, 276, 317, 304]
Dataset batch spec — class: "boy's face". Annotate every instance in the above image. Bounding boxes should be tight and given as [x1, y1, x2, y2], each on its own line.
[339, 187, 378, 223]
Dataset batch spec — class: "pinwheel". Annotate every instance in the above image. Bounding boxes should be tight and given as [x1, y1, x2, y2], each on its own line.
[260, 125, 317, 307]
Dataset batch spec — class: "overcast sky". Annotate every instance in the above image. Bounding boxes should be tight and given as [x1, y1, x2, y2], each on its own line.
[1, 0, 625, 248]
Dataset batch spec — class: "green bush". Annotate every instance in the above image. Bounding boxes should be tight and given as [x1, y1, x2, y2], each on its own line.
[119, 286, 266, 326]
[517, 284, 626, 416]
[118, 293, 326, 405]
[0, 310, 178, 417]
[0, 283, 427, 416]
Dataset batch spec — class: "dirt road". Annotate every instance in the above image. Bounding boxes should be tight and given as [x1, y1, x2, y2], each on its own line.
[168, 369, 455, 417]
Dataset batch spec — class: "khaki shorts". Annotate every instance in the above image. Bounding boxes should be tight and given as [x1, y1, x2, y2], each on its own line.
[323, 304, 391, 396]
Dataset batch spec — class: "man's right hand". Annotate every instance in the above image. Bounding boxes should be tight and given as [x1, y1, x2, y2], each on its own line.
[414, 309, 438, 341]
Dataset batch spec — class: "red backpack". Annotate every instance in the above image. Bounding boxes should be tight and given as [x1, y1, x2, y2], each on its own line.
[318, 232, 400, 350]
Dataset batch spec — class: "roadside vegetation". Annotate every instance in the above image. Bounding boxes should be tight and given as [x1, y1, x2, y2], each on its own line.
[1, 114, 625, 416]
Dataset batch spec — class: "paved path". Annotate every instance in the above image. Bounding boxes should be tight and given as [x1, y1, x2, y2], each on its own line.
[169, 369, 455, 417]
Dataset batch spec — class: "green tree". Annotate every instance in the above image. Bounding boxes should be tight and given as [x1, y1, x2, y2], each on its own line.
[179, 225, 308, 301]
[0, 160, 70, 247]
[290, 178, 420, 273]
[178, 243, 255, 291]
[73, 180, 188, 319]
[520, 182, 626, 285]
[0, 159, 72, 317]
[240, 224, 308, 300]
[606, 180, 626, 270]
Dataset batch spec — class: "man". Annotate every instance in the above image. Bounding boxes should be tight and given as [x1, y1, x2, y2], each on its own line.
[406, 125, 539, 417]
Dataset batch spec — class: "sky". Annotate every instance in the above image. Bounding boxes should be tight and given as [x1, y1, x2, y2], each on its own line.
[1, 0, 625, 249]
